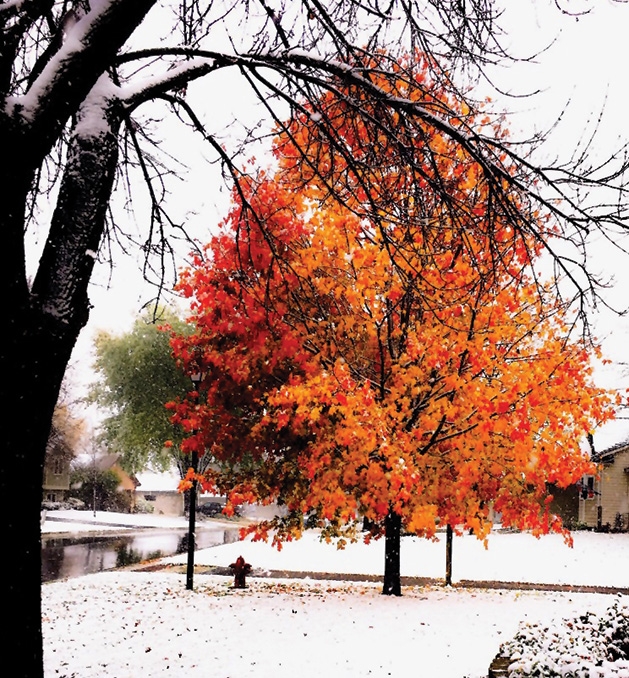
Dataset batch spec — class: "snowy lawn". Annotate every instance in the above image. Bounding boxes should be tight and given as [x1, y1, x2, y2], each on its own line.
[163, 529, 629, 588]
[42, 528, 629, 677]
[43, 572, 617, 678]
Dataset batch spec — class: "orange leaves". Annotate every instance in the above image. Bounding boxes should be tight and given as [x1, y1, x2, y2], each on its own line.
[167, 54, 617, 552]
[406, 505, 439, 537]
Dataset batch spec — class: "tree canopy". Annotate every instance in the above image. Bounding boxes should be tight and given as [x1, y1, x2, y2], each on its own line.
[89, 308, 194, 474]
[169, 70, 619, 594]
[46, 380, 87, 467]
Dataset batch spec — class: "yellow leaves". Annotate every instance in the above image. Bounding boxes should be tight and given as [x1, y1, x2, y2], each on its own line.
[406, 505, 439, 537]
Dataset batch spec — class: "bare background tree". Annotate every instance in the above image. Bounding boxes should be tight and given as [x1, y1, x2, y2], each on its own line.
[2, 1, 628, 675]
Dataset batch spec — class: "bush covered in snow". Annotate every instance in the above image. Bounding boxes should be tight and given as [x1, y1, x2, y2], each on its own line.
[500, 598, 629, 677]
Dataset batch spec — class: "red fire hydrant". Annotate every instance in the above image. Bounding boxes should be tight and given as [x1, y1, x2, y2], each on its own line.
[229, 555, 252, 588]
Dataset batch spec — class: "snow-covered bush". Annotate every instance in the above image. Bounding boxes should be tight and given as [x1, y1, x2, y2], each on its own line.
[133, 498, 155, 514]
[500, 597, 629, 677]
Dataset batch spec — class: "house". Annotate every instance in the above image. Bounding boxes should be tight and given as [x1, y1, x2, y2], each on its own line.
[579, 440, 629, 531]
[94, 454, 140, 512]
[42, 446, 71, 503]
[135, 471, 184, 516]
[134, 470, 235, 517]
[42, 431, 73, 503]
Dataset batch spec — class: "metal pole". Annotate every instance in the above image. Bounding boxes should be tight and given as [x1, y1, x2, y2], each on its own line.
[92, 461, 97, 517]
[185, 449, 199, 590]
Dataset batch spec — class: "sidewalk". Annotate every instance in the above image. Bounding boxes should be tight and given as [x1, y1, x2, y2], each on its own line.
[155, 527, 629, 590]
[138, 560, 629, 596]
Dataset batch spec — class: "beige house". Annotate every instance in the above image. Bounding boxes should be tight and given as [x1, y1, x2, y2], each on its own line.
[135, 471, 184, 516]
[579, 441, 629, 531]
[134, 471, 256, 517]
[42, 427, 74, 503]
[42, 447, 71, 502]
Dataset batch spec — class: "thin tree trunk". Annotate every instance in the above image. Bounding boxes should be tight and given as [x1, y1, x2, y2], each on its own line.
[382, 509, 402, 596]
[445, 524, 453, 586]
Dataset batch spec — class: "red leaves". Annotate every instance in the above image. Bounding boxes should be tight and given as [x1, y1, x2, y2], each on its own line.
[496, 401, 511, 415]
[167, 61, 617, 548]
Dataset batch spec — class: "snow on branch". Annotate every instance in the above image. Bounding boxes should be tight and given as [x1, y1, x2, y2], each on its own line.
[3, 0, 155, 157]
[119, 57, 218, 110]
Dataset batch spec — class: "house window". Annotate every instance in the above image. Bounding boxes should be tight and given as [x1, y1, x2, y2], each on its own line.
[144, 494, 156, 502]
[52, 458, 64, 475]
[580, 475, 595, 499]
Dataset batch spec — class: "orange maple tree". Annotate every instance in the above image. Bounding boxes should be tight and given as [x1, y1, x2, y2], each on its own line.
[168, 56, 617, 595]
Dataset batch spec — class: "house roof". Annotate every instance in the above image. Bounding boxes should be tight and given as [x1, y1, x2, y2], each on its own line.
[90, 454, 139, 488]
[592, 439, 629, 464]
[135, 471, 181, 492]
[94, 454, 122, 471]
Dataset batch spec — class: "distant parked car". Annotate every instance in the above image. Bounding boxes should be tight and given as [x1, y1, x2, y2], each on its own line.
[197, 502, 224, 517]
[41, 497, 86, 511]
[197, 502, 242, 517]
[41, 500, 66, 511]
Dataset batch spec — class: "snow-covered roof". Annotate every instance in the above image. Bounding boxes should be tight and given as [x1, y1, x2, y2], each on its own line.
[135, 471, 181, 492]
[592, 438, 629, 463]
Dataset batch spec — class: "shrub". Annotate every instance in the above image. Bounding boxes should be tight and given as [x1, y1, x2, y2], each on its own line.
[500, 598, 629, 677]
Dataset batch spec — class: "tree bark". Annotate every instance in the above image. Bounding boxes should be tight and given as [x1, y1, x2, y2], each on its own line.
[445, 524, 453, 586]
[0, 93, 120, 677]
[382, 509, 402, 596]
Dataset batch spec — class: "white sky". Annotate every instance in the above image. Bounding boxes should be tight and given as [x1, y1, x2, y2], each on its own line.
[61, 1, 629, 447]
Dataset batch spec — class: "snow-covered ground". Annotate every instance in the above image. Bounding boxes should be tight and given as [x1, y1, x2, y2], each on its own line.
[166, 528, 629, 588]
[43, 515, 629, 678]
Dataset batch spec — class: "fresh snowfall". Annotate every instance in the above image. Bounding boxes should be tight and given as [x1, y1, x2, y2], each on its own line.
[43, 512, 629, 678]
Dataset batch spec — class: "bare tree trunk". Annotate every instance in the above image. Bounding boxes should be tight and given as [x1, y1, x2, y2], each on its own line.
[0, 98, 120, 677]
[0, 122, 52, 678]
[382, 509, 402, 596]
[3, 351, 57, 676]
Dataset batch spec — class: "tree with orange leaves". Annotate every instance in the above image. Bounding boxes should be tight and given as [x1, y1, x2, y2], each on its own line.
[169, 59, 617, 596]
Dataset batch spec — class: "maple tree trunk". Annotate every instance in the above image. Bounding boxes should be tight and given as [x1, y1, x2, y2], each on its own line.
[382, 509, 402, 596]
[445, 524, 453, 586]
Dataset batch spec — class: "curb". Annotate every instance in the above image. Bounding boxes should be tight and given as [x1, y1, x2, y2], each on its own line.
[130, 563, 629, 595]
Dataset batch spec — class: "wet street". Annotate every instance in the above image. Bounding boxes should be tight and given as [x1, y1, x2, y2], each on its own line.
[41, 526, 240, 582]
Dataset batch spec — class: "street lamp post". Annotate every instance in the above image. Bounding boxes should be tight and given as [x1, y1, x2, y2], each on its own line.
[186, 372, 203, 591]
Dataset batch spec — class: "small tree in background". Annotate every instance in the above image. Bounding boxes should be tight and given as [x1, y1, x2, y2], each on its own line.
[89, 308, 198, 476]
[69, 465, 128, 512]
[45, 379, 86, 483]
